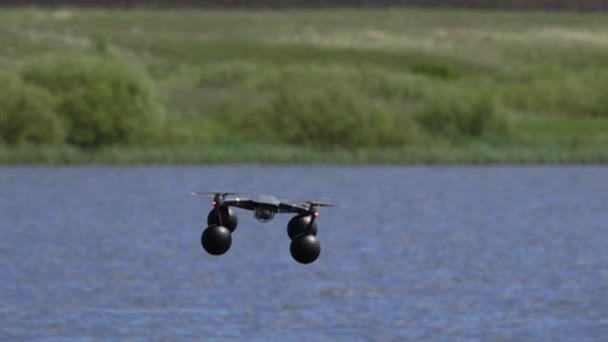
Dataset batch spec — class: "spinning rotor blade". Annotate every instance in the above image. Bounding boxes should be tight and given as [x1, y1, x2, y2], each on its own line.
[191, 192, 240, 206]
[191, 192, 237, 197]
[300, 200, 337, 217]
[304, 200, 338, 208]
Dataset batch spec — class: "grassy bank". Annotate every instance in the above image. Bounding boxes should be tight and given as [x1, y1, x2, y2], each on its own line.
[1, 8, 607, 164]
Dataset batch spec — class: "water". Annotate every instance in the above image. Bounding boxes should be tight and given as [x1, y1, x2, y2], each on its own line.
[1, 166, 607, 341]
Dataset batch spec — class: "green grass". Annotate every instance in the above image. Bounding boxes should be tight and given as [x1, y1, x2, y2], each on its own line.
[1, 7, 607, 164]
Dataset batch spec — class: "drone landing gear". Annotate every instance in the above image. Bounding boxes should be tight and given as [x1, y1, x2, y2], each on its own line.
[201, 206, 239, 255]
[287, 215, 317, 239]
[287, 215, 321, 264]
[207, 206, 238, 232]
[200, 207, 322, 264]
[290, 235, 321, 264]
[201, 225, 232, 255]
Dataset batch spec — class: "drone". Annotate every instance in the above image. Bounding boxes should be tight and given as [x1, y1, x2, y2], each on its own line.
[192, 192, 336, 264]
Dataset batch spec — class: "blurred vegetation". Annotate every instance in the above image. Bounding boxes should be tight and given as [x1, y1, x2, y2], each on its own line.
[13, 53, 163, 148]
[0, 8, 607, 163]
[0, 70, 64, 145]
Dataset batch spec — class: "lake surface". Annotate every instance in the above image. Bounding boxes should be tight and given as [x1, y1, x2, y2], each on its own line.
[1, 166, 607, 341]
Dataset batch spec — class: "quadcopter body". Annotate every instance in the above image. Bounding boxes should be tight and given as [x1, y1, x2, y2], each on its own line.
[192, 192, 335, 264]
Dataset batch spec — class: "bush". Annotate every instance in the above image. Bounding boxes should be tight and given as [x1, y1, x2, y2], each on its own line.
[0, 70, 65, 145]
[199, 61, 270, 88]
[20, 53, 163, 148]
[415, 88, 507, 139]
[498, 67, 608, 118]
[199, 64, 428, 149]
[409, 61, 461, 80]
[596, 90, 608, 118]
[234, 81, 417, 149]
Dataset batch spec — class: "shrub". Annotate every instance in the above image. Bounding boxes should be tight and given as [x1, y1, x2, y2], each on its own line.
[20, 53, 163, 148]
[199, 61, 269, 88]
[415, 88, 507, 139]
[0, 70, 65, 145]
[235, 81, 416, 149]
[498, 67, 608, 118]
[596, 90, 608, 118]
[409, 61, 461, 80]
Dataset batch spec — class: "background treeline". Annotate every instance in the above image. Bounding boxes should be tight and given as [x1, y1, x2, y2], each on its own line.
[0, 0, 607, 11]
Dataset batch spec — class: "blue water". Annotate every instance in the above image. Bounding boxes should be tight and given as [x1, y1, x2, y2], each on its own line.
[1, 166, 608, 340]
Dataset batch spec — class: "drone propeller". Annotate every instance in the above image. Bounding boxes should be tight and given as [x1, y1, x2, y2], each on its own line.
[300, 200, 337, 218]
[191, 192, 237, 197]
[303, 200, 338, 208]
[191, 192, 238, 207]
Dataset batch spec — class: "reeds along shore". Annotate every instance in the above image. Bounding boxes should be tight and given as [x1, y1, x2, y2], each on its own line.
[0, 8, 607, 163]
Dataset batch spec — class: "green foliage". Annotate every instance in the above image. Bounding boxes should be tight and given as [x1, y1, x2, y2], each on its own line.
[20, 53, 163, 148]
[2, 8, 608, 163]
[266, 85, 411, 148]
[597, 89, 608, 118]
[415, 88, 507, 139]
[494, 66, 608, 118]
[0, 70, 65, 145]
[409, 61, 461, 80]
[193, 62, 427, 149]
[199, 61, 270, 88]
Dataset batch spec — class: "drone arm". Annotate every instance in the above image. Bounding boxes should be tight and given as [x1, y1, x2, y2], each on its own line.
[278, 202, 309, 214]
[223, 199, 256, 211]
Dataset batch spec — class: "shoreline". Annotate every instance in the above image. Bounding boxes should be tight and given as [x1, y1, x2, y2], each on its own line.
[2, 144, 607, 165]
